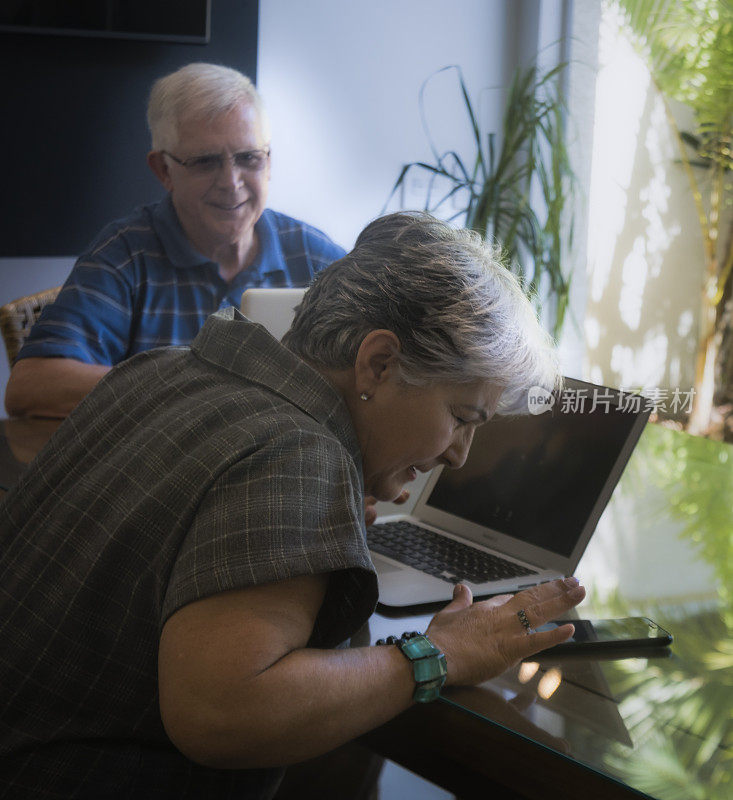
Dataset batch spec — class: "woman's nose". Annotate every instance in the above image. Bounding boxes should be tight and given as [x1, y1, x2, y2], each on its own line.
[443, 430, 474, 470]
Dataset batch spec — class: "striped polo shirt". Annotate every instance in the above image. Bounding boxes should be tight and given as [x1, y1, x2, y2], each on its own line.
[17, 195, 345, 365]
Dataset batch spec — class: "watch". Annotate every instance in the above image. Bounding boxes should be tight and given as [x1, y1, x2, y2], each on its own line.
[395, 632, 448, 703]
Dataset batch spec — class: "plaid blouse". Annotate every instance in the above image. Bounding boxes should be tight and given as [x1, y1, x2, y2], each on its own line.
[0, 308, 377, 798]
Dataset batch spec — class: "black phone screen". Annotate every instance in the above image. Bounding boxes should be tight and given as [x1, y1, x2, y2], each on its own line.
[537, 617, 672, 650]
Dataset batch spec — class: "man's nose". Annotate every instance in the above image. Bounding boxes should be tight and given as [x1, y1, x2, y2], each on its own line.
[213, 156, 245, 188]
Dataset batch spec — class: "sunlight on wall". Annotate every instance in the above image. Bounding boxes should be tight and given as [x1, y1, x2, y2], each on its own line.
[587, 7, 649, 307]
[641, 100, 680, 266]
[619, 237, 648, 331]
[609, 331, 668, 387]
[584, 3, 703, 394]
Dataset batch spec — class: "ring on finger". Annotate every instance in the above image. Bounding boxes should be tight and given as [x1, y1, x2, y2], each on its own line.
[517, 608, 534, 635]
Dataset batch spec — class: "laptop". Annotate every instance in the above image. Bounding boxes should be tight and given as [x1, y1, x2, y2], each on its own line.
[369, 379, 650, 606]
[240, 287, 306, 341]
[240, 289, 650, 608]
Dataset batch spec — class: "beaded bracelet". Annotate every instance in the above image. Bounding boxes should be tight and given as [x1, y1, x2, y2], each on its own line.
[375, 631, 421, 646]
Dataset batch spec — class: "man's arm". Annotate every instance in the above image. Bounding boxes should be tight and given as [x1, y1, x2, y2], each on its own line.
[5, 357, 111, 418]
[158, 574, 585, 769]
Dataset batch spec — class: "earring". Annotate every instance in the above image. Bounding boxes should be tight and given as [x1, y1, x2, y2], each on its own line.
[360, 393, 369, 401]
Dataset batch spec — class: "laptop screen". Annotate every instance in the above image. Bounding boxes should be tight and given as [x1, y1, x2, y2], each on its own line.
[424, 382, 648, 558]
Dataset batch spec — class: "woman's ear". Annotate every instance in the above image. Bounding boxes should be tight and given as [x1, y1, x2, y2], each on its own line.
[353, 330, 401, 394]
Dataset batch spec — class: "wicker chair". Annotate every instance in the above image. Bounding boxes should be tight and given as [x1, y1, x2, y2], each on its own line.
[0, 286, 62, 365]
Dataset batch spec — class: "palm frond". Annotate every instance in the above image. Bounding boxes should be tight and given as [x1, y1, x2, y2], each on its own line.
[388, 61, 576, 336]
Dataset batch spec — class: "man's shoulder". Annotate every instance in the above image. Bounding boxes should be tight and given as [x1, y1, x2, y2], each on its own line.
[83, 201, 163, 261]
[261, 209, 346, 258]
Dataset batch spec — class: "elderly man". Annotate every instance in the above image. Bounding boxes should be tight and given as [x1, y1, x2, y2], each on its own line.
[4, 63, 345, 419]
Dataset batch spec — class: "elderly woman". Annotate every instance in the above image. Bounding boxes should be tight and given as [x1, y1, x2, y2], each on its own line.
[0, 213, 584, 798]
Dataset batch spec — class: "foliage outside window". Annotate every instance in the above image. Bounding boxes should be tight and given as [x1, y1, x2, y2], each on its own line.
[613, 0, 733, 439]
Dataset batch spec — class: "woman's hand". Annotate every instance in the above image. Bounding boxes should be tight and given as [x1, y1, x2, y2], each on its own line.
[426, 578, 585, 686]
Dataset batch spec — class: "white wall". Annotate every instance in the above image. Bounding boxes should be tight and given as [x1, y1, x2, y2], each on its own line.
[257, 0, 519, 250]
[558, 1, 602, 376]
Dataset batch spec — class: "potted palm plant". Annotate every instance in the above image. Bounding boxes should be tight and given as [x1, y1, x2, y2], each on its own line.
[387, 63, 576, 340]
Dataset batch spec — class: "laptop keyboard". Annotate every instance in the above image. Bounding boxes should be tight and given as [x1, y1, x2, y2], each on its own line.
[367, 521, 538, 585]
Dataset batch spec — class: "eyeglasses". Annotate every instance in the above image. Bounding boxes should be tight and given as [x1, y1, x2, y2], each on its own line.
[162, 148, 271, 176]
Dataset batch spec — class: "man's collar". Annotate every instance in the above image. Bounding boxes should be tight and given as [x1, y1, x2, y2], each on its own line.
[152, 195, 277, 281]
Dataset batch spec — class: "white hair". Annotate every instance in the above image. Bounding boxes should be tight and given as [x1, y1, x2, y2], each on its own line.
[147, 62, 270, 151]
[282, 212, 560, 413]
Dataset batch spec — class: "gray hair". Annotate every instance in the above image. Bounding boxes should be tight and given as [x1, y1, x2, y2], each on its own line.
[282, 212, 560, 413]
[147, 62, 269, 151]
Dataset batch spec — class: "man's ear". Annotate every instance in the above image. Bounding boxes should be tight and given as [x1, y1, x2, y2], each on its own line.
[354, 330, 401, 394]
[147, 151, 173, 191]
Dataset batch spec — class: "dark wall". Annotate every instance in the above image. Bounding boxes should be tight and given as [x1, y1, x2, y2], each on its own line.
[0, 0, 259, 257]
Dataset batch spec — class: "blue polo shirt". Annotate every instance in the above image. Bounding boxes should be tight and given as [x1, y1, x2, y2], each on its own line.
[17, 196, 345, 366]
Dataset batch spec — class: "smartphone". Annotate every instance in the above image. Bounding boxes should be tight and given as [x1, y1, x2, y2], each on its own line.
[535, 617, 673, 655]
